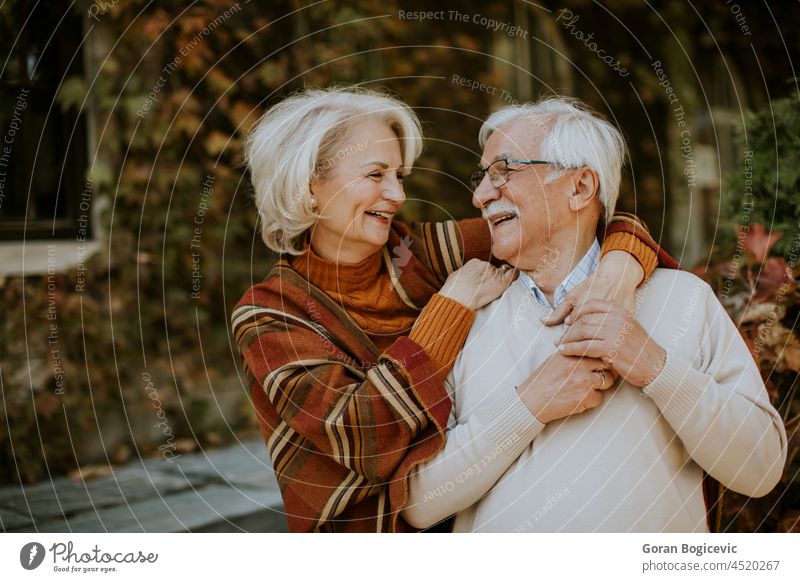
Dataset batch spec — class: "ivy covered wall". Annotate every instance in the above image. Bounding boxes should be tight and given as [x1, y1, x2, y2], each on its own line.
[1, 0, 798, 531]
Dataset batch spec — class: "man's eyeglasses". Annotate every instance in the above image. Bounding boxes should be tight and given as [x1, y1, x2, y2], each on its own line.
[469, 159, 557, 190]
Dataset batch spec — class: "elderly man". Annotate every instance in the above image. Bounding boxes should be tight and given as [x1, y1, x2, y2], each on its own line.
[401, 97, 787, 532]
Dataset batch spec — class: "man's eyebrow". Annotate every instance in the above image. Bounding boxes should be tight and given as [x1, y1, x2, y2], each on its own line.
[478, 153, 510, 166]
[360, 161, 389, 169]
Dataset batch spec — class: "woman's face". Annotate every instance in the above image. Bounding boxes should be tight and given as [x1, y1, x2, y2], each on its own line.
[309, 120, 406, 263]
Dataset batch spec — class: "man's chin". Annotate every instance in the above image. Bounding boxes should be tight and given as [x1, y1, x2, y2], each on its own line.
[491, 242, 522, 266]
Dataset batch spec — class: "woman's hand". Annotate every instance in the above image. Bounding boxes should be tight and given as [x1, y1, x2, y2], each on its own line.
[439, 259, 516, 310]
[543, 250, 644, 326]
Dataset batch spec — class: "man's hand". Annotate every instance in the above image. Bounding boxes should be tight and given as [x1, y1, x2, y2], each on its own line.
[556, 300, 667, 387]
[516, 352, 618, 424]
[543, 250, 644, 326]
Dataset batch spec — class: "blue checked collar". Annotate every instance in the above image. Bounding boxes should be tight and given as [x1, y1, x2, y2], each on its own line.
[518, 239, 601, 310]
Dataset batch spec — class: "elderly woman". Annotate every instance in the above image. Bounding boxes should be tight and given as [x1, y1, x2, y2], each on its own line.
[232, 87, 671, 532]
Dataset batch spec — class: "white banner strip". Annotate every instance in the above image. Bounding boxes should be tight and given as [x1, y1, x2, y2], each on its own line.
[1, 533, 799, 580]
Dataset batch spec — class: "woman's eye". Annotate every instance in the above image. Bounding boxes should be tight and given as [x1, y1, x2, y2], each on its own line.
[396, 173, 405, 182]
[367, 172, 383, 179]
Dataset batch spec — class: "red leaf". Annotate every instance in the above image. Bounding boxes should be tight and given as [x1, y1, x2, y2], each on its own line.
[755, 257, 790, 301]
[738, 223, 782, 264]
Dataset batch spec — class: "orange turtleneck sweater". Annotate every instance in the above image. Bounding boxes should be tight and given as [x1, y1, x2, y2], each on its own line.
[289, 244, 474, 381]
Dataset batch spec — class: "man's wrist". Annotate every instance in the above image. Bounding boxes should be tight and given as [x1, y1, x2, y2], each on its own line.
[515, 384, 549, 424]
[634, 345, 668, 388]
[514, 385, 544, 424]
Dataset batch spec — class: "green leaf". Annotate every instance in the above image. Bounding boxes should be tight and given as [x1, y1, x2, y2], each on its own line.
[56, 76, 87, 113]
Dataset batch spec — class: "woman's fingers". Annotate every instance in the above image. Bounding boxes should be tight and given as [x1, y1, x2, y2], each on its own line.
[500, 264, 518, 286]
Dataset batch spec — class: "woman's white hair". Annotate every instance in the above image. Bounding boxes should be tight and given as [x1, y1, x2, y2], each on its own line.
[245, 87, 423, 254]
[478, 97, 626, 223]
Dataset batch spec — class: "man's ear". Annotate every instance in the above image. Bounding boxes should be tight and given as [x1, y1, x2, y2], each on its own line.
[568, 167, 600, 212]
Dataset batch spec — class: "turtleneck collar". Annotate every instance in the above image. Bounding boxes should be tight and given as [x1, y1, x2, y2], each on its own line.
[288, 242, 384, 294]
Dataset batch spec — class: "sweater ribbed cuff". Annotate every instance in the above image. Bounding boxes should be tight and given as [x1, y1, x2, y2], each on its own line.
[601, 231, 659, 280]
[475, 389, 545, 461]
[641, 350, 708, 428]
[409, 294, 475, 381]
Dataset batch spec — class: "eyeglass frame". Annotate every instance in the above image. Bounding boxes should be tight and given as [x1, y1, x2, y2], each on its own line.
[469, 158, 559, 190]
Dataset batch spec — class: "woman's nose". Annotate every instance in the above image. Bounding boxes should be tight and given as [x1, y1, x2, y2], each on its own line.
[383, 176, 406, 203]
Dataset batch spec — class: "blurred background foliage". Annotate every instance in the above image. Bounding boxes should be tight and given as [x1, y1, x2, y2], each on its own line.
[698, 87, 800, 532]
[718, 89, 800, 257]
[0, 0, 798, 531]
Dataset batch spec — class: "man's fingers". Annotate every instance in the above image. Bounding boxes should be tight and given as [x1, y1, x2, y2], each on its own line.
[581, 357, 609, 369]
[594, 369, 617, 390]
[567, 312, 614, 327]
[582, 390, 604, 411]
[564, 299, 614, 325]
[542, 299, 575, 326]
[602, 366, 620, 379]
[557, 322, 609, 346]
[557, 339, 605, 358]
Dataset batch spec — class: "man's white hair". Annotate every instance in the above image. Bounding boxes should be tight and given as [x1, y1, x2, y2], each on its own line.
[478, 96, 626, 223]
[245, 87, 423, 254]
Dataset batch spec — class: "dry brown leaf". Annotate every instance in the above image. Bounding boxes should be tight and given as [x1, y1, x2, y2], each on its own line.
[68, 464, 114, 482]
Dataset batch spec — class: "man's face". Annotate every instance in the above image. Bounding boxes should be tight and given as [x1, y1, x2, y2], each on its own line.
[472, 119, 572, 270]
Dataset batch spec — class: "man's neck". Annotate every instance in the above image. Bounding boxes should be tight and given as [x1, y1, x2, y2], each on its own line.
[522, 227, 597, 304]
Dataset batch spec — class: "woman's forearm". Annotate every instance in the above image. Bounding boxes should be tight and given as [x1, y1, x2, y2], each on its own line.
[402, 387, 544, 529]
[408, 294, 474, 381]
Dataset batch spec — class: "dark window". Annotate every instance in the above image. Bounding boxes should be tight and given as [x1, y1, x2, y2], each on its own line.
[0, 2, 88, 241]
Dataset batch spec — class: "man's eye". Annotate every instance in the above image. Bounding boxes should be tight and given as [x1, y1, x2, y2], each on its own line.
[367, 172, 383, 179]
[396, 173, 405, 182]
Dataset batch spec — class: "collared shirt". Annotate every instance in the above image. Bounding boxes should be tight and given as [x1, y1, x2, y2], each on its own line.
[518, 238, 601, 310]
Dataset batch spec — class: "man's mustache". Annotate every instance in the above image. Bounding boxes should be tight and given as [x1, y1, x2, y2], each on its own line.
[481, 199, 520, 221]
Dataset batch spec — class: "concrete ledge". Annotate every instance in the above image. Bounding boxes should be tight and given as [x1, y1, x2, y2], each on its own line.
[0, 239, 101, 278]
[30, 485, 284, 533]
[1, 438, 287, 533]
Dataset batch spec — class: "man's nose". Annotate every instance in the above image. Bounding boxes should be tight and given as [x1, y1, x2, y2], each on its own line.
[472, 174, 500, 209]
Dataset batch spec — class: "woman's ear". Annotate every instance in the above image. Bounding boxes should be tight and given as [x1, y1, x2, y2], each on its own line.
[309, 185, 317, 210]
[568, 167, 600, 212]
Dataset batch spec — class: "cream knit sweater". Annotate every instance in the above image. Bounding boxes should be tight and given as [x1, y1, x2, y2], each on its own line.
[403, 269, 787, 532]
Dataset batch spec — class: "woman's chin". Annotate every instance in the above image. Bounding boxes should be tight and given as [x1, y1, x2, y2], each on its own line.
[369, 234, 391, 250]
[347, 233, 389, 257]
[363, 225, 392, 246]
[342, 221, 394, 257]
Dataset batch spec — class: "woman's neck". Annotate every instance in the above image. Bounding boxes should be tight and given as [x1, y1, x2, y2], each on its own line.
[310, 233, 378, 264]
[291, 241, 383, 293]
